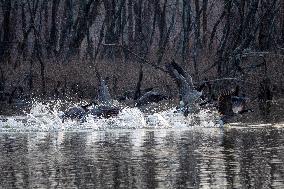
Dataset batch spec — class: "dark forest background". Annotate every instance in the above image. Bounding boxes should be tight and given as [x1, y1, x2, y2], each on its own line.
[0, 0, 283, 101]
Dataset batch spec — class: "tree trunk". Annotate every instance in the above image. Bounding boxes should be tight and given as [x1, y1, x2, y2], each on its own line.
[0, 0, 12, 62]
[127, 0, 134, 47]
[59, 0, 73, 56]
[49, 0, 61, 54]
[282, 0, 284, 44]
[134, 0, 143, 54]
[193, 0, 201, 80]
[182, 0, 192, 64]
[67, 0, 101, 60]
[258, 1, 270, 50]
[202, 0, 208, 46]
[102, 0, 126, 59]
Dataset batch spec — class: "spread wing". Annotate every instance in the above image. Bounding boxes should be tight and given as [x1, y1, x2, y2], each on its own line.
[166, 60, 194, 88]
[98, 78, 112, 105]
[218, 90, 233, 115]
[136, 91, 166, 106]
[166, 61, 200, 104]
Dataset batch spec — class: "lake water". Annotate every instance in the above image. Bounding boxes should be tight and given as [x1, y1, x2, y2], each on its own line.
[0, 101, 283, 188]
[0, 126, 283, 189]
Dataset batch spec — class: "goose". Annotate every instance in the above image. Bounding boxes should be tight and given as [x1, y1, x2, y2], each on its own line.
[132, 65, 166, 107]
[197, 79, 219, 106]
[118, 88, 154, 102]
[135, 90, 167, 107]
[166, 60, 202, 116]
[90, 104, 120, 118]
[218, 86, 252, 121]
[61, 76, 120, 121]
[60, 103, 92, 123]
[218, 87, 238, 116]
[97, 77, 112, 105]
[231, 95, 251, 114]
[89, 77, 120, 118]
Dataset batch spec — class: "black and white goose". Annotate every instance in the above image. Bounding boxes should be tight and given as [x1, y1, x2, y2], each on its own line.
[166, 61, 202, 116]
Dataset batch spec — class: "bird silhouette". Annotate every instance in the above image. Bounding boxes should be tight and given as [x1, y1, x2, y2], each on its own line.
[218, 86, 252, 122]
[97, 77, 113, 106]
[166, 60, 202, 116]
[60, 103, 92, 123]
[131, 65, 167, 107]
[61, 76, 121, 121]
[90, 76, 120, 118]
[135, 90, 167, 107]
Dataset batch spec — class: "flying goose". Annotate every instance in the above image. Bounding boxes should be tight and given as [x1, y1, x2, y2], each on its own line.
[166, 61, 202, 116]
[97, 78, 113, 106]
[218, 86, 252, 118]
[90, 77, 120, 118]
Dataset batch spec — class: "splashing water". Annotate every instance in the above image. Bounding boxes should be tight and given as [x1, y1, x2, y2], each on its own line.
[0, 100, 221, 132]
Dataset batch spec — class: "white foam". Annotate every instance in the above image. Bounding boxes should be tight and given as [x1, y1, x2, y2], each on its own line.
[0, 100, 222, 132]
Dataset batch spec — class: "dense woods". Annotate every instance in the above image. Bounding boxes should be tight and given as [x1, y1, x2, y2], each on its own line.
[0, 0, 283, 101]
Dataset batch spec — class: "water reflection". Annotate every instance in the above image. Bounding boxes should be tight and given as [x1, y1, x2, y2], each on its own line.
[0, 127, 283, 188]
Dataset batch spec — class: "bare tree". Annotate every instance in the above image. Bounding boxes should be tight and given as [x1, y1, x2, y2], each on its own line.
[0, 0, 12, 62]
[181, 0, 192, 64]
[49, 0, 61, 54]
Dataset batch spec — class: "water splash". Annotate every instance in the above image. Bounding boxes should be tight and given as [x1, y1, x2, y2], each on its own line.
[0, 100, 221, 132]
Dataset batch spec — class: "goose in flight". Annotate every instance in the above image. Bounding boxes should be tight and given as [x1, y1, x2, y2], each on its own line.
[166, 61, 202, 116]
[90, 77, 120, 118]
[218, 86, 252, 122]
[97, 78, 113, 106]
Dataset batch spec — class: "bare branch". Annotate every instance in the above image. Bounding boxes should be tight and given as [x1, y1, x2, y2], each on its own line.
[102, 43, 167, 73]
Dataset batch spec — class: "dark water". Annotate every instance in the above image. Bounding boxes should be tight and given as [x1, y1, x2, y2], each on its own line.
[0, 127, 283, 189]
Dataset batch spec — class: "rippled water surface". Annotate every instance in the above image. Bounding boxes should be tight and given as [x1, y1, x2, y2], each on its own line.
[0, 126, 283, 189]
[0, 101, 283, 188]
